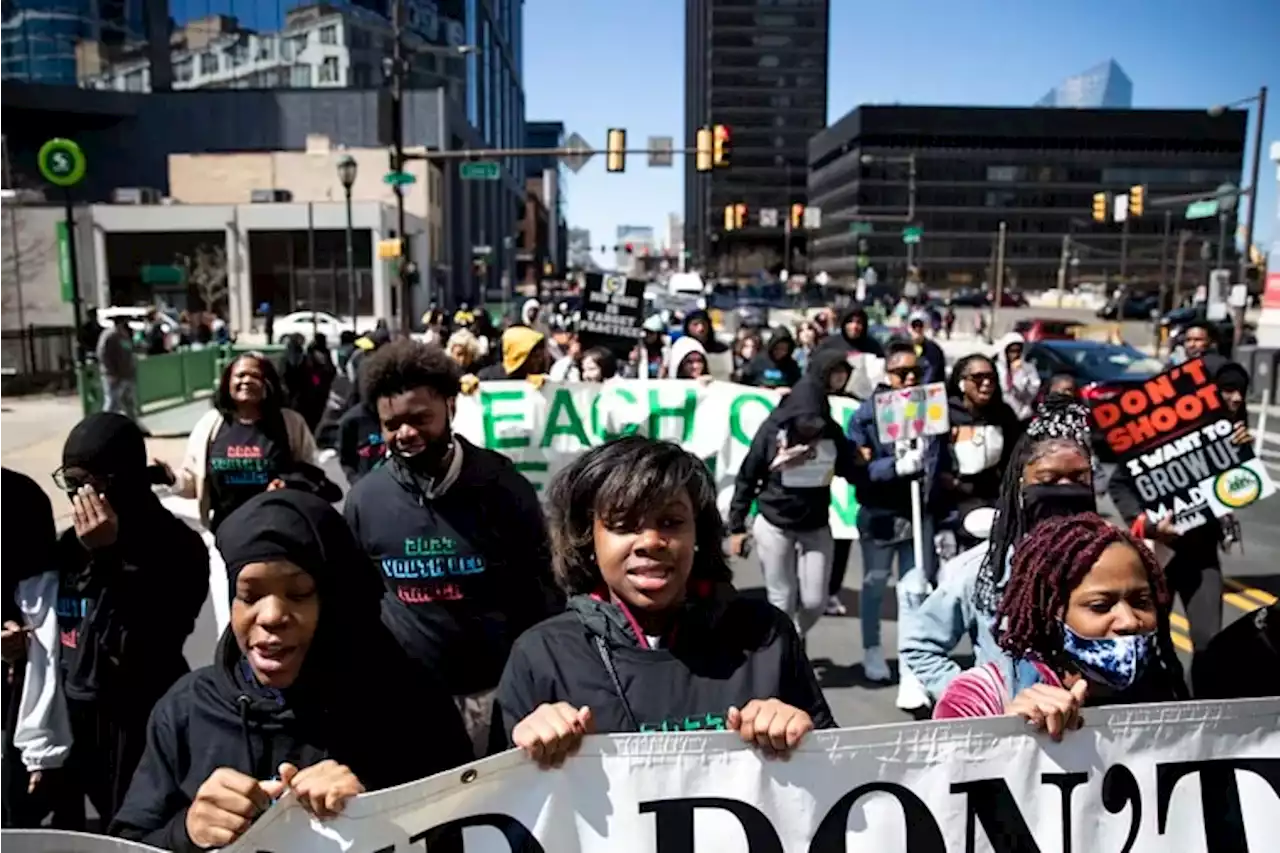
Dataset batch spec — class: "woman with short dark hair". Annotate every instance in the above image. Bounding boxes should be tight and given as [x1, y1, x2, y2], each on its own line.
[493, 437, 835, 766]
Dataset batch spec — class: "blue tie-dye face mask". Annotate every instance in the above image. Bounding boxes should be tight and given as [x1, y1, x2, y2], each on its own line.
[1060, 623, 1155, 691]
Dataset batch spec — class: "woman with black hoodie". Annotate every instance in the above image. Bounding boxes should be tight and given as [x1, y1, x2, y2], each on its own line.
[814, 305, 884, 360]
[728, 350, 860, 639]
[110, 490, 471, 851]
[737, 326, 803, 390]
[494, 437, 834, 764]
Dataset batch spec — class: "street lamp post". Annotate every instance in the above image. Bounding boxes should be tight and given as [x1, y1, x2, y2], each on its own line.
[337, 154, 358, 330]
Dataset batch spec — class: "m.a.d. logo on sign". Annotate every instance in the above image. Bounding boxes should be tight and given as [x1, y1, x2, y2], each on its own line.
[603, 275, 625, 294]
[1214, 466, 1263, 509]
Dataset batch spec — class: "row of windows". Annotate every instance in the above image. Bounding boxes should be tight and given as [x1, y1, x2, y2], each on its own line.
[816, 158, 1240, 188]
[712, 11, 825, 29]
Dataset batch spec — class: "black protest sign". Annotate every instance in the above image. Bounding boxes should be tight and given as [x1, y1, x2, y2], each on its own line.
[578, 273, 646, 349]
[1089, 357, 1255, 528]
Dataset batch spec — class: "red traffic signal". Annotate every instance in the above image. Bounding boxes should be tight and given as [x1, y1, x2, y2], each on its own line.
[625, 243, 634, 254]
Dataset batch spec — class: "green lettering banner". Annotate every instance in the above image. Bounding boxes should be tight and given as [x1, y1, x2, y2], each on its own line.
[456, 380, 862, 537]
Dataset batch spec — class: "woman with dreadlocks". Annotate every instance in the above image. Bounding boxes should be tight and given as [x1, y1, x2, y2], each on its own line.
[899, 396, 1099, 704]
[933, 513, 1187, 729]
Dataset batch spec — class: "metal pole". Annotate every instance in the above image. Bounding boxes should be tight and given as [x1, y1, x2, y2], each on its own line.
[1119, 214, 1130, 281]
[344, 185, 356, 328]
[1056, 233, 1069, 308]
[1172, 230, 1189, 312]
[991, 221, 1007, 343]
[1240, 86, 1267, 286]
[63, 189, 85, 364]
[391, 0, 411, 334]
[307, 201, 317, 339]
[1156, 209, 1171, 345]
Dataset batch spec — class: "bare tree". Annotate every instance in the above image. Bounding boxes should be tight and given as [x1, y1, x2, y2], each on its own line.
[176, 244, 228, 312]
[1, 202, 56, 331]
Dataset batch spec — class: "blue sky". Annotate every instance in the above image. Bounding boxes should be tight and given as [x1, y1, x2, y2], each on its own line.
[522, 0, 1278, 266]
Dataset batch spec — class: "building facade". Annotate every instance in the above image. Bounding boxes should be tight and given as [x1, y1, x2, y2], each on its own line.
[807, 106, 1247, 291]
[2, 0, 149, 85]
[684, 0, 829, 277]
[525, 120, 567, 274]
[615, 224, 655, 276]
[567, 226, 593, 270]
[1036, 60, 1133, 109]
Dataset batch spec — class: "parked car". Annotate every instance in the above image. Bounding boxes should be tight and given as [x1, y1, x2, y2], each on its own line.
[272, 311, 351, 341]
[1013, 318, 1084, 342]
[1097, 294, 1159, 320]
[1024, 340, 1165, 459]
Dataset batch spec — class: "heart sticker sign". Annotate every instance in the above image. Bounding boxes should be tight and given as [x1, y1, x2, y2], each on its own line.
[873, 381, 950, 446]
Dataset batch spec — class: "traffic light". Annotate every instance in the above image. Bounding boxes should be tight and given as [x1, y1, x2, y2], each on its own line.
[606, 128, 626, 173]
[734, 203, 747, 229]
[543, 261, 553, 276]
[712, 124, 731, 168]
[724, 205, 736, 231]
[624, 243, 634, 254]
[695, 127, 713, 172]
[790, 203, 805, 229]
[1091, 191, 1109, 223]
[1128, 184, 1145, 218]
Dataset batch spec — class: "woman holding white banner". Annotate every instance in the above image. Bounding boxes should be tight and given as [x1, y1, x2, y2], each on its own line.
[934, 512, 1188, 734]
[493, 437, 835, 766]
[110, 491, 472, 851]
[727, 350, 860, 640]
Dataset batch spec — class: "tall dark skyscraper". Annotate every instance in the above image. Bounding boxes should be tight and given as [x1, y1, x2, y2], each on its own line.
[683, 0, 829, 276]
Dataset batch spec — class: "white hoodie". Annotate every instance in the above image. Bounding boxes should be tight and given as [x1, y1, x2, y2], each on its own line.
[992, 332, 1041, 420]
[668, 335, 709, 379]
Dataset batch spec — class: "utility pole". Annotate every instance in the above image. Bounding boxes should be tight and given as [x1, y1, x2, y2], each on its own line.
[991, 221, 1007, 343]
[1240, 85, 1267, 287]
[1156, 209, 1172, 343]
[389, 0, 411, 334]
[1171, 230, 1189, 315]
[1055, 234, 1071, 308]
[1119, 214, 1130, 281]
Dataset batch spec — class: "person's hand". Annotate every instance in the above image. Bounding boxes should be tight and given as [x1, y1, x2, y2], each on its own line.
[27, 770, 43, 794]
[527, 375, 548, 390]
[1231, 422, 1253, 446]
[1006, 680, 1088, 742]
[277, 761, 364, 820]
[2, 621, 29, 664]
[185, 767, 277, 849]
[512, 702, 594, 768]
[777, 387, 792, 397]
[151, 459, 177, 486]
[727, 533, 749, 557]
[697, 374, 715, 387]
[266, 478, 287, 492]
[894, 447, 924, 477]
[727, 699, 814, 755]
[72, 485, 118, 550]
[459, 374, 480, 395]
[1151, 513, 1179, 545]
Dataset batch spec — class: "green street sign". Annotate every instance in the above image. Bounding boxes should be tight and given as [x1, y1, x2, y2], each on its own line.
[56, 221, 74, 302]
[848, 221, 873, 235]
[383, 171, 417, 187]
[460, 161, 501, 180]
[38, 138, 87, 188]
[1185, 199, 1219, 220]
[902, 225, 923, 244]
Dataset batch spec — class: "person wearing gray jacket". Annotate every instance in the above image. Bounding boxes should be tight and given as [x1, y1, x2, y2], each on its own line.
[95, 317, 138, 420]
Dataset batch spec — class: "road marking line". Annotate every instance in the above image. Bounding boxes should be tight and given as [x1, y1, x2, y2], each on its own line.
[1223, 592, 1263, 613]
[1169, 611, 1189, 631]
[1170, 629, 1192, 653]
[1224, 578, 1278, 607]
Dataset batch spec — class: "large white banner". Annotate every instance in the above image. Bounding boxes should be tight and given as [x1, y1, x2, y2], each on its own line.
[453, 380, 865, 537]
[7, 700, 1278, 852]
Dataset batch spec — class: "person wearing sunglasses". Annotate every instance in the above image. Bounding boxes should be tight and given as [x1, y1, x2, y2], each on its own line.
[847, 340, 952, 708]
[945, 354, 1023, 539]
[992, 333, 1042, 421]
[43, 413, 209, 831]
[906, 310, 946, 384]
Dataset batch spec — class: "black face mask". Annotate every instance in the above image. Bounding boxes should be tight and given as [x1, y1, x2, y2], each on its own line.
[394, 425, 454, 477]
[1021, 482, 1096, 529]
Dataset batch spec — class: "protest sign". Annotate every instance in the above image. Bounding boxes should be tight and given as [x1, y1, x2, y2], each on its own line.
[578, 273, 646, 348]
[453, 379, 864, 537]
[871, 382, 948, 444]
[1089, 358, 1275, 529]
[200, 698, 1276, 852]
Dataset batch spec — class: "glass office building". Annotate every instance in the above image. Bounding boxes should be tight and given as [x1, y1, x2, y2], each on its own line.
[1036, 60, 1133, 109]
[808, 105, 1246, 291]
[2, 0, 146, 84]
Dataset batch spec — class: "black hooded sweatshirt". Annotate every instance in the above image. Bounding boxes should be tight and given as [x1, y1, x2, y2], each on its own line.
[110, 491, 471, 852]
[494, 584, 835, 743]
[681, 309, 728, 354]
[54, 414, 209, 709]
[728, 349, 861, 534]
[738, 326, 803, 389]
[344, 436, 560, 695]
[815, 306, 884, 359]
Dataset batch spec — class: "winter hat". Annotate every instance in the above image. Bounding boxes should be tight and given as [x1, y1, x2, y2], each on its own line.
[502, 325, 545, 374]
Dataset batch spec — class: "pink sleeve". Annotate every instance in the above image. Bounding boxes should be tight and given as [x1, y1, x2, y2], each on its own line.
[933, 664, 1009, 719]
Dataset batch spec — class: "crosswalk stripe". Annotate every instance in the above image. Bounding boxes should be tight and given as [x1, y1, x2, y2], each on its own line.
[1169, 629, 1192, 653]
[1223, 578, 1277, 607]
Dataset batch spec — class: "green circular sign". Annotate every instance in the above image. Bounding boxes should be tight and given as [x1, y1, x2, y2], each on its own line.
[37, 138, 86, 188]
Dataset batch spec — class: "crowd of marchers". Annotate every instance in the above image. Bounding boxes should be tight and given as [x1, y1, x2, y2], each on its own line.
[3, 296, 1277, 852]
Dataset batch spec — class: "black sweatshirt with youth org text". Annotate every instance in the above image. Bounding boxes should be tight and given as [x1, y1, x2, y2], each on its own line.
[344, 436, 560, 695]
[493, 588, 836, 746]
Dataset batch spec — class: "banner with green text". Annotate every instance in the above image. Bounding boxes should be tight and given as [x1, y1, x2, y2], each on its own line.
[454, 380, 863, 538]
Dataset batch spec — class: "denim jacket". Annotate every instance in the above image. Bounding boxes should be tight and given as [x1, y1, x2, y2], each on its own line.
[898, 541, 1012, 701]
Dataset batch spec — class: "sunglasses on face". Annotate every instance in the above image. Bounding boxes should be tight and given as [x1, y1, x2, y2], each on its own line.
[965, 371, 997, 386]
[52, 466, 109, 493]
[887, 366, 921, 381]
